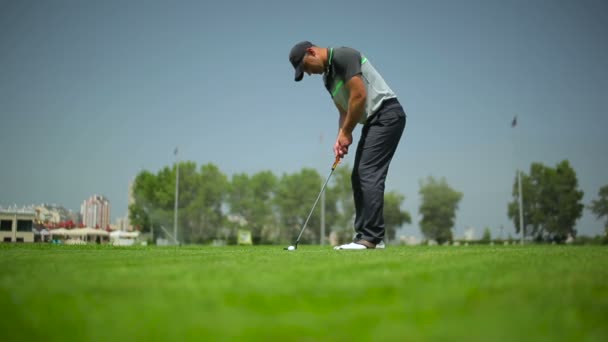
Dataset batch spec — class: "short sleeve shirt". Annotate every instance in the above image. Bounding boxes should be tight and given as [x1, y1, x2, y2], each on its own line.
[323, 47, 397, 124]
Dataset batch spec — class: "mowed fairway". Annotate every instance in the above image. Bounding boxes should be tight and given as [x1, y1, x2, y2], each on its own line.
[1, 244, 607, 341]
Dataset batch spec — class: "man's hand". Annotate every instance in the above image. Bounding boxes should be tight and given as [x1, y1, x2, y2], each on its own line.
[334, 129, 353, 159]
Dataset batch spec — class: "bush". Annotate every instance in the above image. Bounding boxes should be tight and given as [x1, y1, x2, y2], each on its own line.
[572, 235, 604, 245]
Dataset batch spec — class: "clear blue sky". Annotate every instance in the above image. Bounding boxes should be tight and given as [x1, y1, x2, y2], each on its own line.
[1, 0, 606, 239]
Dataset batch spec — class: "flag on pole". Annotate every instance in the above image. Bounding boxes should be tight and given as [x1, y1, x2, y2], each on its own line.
[174, 146, 178, 156]
[511, 116, 517, 127]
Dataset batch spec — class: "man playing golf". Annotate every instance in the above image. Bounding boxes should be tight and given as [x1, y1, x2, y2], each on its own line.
[289, 41, 406, 250]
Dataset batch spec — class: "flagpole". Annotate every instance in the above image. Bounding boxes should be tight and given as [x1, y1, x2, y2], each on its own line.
[174, 146, 179, 245]
[511, 116, 525, 245]
[518, 168, 524, 245]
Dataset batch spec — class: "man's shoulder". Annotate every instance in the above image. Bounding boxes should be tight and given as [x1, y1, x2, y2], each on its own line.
[333, 46, 362, 61]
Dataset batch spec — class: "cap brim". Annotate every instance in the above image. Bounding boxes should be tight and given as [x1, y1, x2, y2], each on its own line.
[294, 63, 304, 82]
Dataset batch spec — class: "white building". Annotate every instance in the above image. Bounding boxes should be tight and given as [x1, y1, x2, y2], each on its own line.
[34, 204, 74, 226]
[80, 195, 110, 229]
[464, 227, 476, 241]
[0, 206, 35, 243]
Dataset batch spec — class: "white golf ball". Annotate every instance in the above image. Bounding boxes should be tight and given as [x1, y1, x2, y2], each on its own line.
[287, 246, 295, 251]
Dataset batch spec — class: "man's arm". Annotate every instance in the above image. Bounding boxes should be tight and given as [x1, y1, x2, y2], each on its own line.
[334, 102, 347, 158]
[334, 76, 366, 158]
[341, 75, 367, 135]
[334, 102, 347, 130]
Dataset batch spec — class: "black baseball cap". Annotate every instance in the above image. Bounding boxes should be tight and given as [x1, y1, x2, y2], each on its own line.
[289, 41, 315, 82]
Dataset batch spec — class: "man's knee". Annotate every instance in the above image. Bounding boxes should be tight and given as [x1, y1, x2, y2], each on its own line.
[358, 175, 384, 195]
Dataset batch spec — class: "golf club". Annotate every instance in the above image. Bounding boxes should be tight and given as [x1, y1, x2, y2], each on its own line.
[284, 156, 341, 251]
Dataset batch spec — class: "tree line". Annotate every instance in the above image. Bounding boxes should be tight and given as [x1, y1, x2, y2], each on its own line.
[129, 159, 608, 245]
[128, 162, 411, 245]
[509, 160, 608, 243]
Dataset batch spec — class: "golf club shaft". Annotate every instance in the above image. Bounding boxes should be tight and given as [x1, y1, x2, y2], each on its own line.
[295, 157, 340, 246]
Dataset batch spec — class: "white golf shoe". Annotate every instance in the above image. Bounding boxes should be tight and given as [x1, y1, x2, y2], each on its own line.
[333, 242, 369, 250]
[333, 240, 386, 250]
[333, 235, 387, 250]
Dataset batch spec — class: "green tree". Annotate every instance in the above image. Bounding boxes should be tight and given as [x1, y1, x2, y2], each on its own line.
[228, 171, 278, 243]
[328, 164, 355, 243]
[176, 161, 206, 243]
[129, 168, 175, 234]
[508, 160, 584, 242]
[589, 185, 608, 231]
[129, 170, 155, 231]
[251, 171, 280, 243]
[187, 163, 228, 243]
[128, 202, 150, 232]
[129, 162, 229, 244]
[419, 176, 463, 244]
[275, 168, 322, 244]
[481, 227, 492, 243]
[384, 191, 412, 243]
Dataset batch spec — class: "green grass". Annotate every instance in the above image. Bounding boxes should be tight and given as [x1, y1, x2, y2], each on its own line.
[1, 244, 607, 341]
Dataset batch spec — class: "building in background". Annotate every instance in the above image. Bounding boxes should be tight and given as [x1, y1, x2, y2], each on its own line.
[34, 204, 77, 228]
[115, 217, 131, 231]
[464, 227, 476, 241]
[80, 195, 110, 229]
[0, 206, 35, 243]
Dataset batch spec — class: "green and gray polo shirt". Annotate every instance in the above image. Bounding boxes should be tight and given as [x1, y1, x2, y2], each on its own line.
[323, 47, 396, 124]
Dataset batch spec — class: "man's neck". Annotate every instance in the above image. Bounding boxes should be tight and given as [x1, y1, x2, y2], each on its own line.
[322, 47, 330, 72]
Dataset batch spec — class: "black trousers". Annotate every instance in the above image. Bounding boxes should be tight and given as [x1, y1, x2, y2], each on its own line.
[352, 98, 406, 244]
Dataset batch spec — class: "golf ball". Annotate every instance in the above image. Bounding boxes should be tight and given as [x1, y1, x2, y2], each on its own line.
[287, 246, 295, 251]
